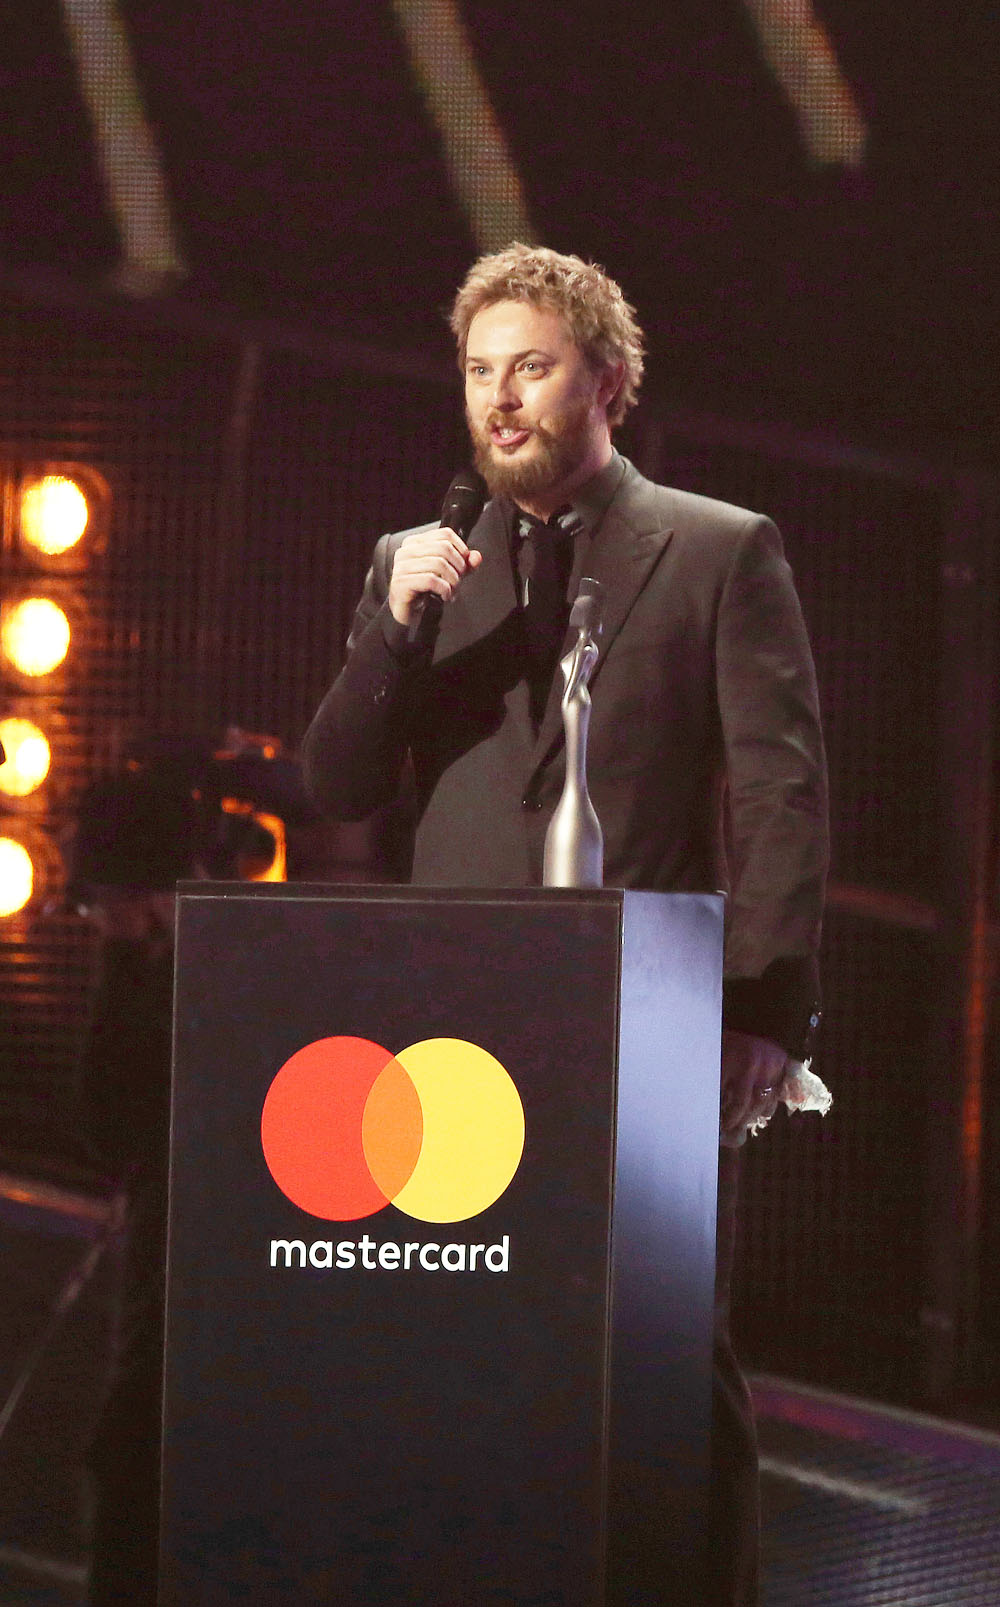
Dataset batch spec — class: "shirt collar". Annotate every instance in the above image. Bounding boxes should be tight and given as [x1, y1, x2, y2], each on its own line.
[505, 448, 627, 545]
[564, 448, 627, 532]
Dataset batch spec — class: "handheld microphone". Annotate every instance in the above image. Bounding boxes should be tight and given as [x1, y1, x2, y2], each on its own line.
[407, 468, 487, 645]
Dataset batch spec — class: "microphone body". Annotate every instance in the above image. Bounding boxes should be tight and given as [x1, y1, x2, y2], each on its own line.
[406, 469, 487, 646]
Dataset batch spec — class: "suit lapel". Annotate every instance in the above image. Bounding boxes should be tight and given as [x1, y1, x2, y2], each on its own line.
[433, 497, 537, 754]
[531, 465, 675, 768]
[427, 468, 675, 773]
[431, 497, 515, 658]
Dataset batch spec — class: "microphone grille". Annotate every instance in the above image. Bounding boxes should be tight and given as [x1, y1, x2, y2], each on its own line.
[441, 468, 487, 538]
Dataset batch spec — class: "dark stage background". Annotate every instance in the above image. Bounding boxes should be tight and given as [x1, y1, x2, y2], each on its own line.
[1, 0, 997, 1450]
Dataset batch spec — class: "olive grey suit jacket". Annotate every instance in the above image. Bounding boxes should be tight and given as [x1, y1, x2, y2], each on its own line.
[302, 456, 828, 1055]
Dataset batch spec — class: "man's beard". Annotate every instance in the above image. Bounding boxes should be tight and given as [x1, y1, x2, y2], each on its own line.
[468, 400, 593, 504]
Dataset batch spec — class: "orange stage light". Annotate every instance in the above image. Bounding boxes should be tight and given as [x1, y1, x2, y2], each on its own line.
[0, 837, 34, 917]
[0, 719, 51, 797]
[1, 598, 71, 677]
[20, 475, 90, 556]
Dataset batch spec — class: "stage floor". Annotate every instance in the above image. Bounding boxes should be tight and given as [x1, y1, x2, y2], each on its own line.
[2, 1172, 999, 1606]
[755, 1375, 1000, 1606]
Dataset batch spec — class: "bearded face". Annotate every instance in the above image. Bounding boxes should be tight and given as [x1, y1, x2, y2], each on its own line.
[466, 392, 598, 503]
[463, 300, 613, 516]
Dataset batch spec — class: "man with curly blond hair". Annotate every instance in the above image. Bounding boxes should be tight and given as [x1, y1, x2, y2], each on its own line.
[450, 240, 645, 426]
[303, 243, 828, 1606]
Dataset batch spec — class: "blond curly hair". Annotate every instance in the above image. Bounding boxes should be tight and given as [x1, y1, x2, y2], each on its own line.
[450, 242, 645, 427]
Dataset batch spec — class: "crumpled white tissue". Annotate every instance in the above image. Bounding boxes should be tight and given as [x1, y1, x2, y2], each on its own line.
[746, 1058, 832, 1137]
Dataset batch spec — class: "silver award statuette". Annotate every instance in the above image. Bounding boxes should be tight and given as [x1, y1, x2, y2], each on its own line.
[543, 578, 604, 888]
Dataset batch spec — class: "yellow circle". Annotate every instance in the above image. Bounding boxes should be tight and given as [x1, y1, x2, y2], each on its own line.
[391, 1038, 525, 1223]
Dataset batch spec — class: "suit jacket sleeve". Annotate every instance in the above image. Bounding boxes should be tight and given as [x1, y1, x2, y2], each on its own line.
[300, 532, 423, 820]
[715, 516, 829, 1058]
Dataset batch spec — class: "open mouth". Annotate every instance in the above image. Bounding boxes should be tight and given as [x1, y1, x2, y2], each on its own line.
[489, 424, 531, 451]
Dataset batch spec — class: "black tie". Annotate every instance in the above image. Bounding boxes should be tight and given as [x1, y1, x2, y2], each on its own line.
[515, 508, 582, 726]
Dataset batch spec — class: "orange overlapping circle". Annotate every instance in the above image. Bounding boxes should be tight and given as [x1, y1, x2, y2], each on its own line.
[260, 1036, 525, 1223]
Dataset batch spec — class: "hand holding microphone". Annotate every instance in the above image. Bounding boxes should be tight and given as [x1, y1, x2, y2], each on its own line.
[388, 469, 486, 643]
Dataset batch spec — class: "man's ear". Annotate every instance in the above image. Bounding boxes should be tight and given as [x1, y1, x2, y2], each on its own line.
[598, 360, 627, 415]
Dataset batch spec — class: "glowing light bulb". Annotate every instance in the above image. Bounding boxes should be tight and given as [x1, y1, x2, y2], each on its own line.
[0, 719, 52, 797]
[20, 476, 90, 555]
[1, 598, 71, 676]
[0, 838, 34, 916]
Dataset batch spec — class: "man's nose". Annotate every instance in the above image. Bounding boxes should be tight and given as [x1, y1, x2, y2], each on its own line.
[491, 372, 520, 410]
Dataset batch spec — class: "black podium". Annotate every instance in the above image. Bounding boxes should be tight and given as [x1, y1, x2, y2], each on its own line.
[161, 884, 722, 1606]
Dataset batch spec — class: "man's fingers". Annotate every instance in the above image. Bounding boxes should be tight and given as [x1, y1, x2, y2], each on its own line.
[396, 531, 472, 585]
[388, 529, 480, 623]
[401, 528, 471, 562]
[395, 552, 465, 593]
[719, 1030, 787, 1142]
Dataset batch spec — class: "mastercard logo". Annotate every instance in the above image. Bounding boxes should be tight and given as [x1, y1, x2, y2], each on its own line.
[261, 1036, 525, 1224]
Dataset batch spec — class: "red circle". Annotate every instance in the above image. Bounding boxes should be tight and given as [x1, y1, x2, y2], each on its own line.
[261, 1036, 398, 1220]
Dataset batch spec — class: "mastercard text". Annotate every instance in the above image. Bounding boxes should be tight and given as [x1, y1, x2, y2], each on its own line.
[269, 1234, 511, 1273]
